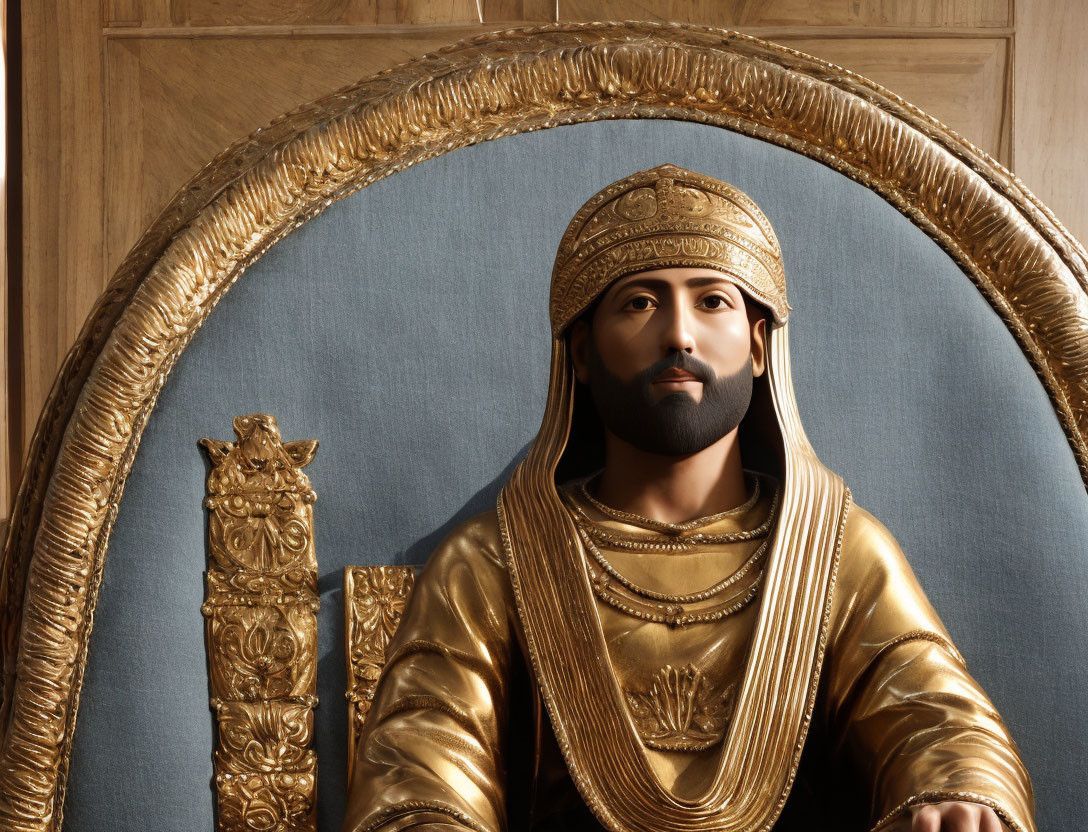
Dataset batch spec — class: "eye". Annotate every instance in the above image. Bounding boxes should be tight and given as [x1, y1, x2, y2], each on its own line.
[624, 295, 656, 312]
[698, 293, 733, 311]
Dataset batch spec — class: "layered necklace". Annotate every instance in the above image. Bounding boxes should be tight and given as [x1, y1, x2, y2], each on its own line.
[564, 473, 780, 628]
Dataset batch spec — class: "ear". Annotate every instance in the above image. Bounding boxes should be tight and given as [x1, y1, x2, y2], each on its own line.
[569, 319, 591, 384]
[750, 316, 767, 378]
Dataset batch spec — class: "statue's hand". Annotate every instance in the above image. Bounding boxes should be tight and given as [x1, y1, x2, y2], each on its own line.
[909, 802, 1009, 831]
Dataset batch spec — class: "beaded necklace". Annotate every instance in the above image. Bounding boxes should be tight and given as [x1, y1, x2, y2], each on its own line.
[579, 472, 762, 531]
[562, 474, 780, 628]
[586, 559, 764, 628]
[578, 527, 770, 603]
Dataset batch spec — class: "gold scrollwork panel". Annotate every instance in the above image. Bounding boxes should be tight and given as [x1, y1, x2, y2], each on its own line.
[213, 701, 317, 832]
[207, 606, 318, 702]
[344, 566, 416, 784]
[201, 414, 320, 832]
[0, 21, 1086, 831]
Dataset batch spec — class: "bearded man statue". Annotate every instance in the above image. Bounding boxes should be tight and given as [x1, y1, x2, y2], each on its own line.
[341, 165, 1035, 832]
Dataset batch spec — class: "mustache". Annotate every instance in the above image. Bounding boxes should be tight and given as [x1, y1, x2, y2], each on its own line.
[639, 351, 717, 385]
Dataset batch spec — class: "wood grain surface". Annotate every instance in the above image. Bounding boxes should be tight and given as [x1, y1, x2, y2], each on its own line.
[1014, 0, 1088, 256]
[13, 0, 105, 516]
[105, 0, 556, 26]
[559, 0, 1011, 27]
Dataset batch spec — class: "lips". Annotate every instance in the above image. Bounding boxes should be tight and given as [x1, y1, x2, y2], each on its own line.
[653, 367, 701, 383]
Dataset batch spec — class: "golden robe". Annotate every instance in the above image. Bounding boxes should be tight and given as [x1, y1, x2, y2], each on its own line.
[341, 473, 1034, 832]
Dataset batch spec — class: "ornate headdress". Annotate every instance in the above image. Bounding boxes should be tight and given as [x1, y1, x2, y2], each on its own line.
[549, 163, 790, 335]
[498, 165, 850, 832]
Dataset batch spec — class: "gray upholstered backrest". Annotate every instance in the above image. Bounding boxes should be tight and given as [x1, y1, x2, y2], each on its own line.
[65, 119, 1088, 830]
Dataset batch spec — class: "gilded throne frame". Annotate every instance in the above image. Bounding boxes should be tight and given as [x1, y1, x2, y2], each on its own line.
[0, 21, 1086, 831]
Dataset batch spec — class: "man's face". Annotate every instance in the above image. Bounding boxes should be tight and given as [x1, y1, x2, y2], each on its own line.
[570, 267, 767, 456]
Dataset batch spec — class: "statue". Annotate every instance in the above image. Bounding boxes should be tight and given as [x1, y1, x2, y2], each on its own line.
[341, 165, 1034, 832]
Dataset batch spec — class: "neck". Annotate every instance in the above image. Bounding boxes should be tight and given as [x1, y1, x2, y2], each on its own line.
[593, 428, 748, 524]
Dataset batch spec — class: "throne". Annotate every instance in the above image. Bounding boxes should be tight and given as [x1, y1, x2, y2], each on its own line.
[1, 22, 1085, 832]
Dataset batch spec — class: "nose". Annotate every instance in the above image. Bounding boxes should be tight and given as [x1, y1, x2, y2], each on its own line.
[660, 298, 696, 354]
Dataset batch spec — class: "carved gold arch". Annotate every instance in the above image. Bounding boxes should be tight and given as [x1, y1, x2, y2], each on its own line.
[0, 19, 1086, 831]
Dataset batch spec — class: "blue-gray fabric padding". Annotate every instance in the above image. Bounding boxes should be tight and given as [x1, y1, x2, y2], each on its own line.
[64, 119, 1086, 831]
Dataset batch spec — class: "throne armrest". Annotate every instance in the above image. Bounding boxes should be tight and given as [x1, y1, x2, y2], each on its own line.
[343, 565, 416, 783]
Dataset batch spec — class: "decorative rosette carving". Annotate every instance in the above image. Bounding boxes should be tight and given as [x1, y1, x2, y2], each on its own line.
[207, 605, 317, 701]
[201, 415, 319, 832]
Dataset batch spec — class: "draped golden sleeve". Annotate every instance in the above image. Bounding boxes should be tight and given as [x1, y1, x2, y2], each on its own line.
[341, 511, 519, 832]
[341, 498, 1034, 832]
[823, 507, 1034, 831]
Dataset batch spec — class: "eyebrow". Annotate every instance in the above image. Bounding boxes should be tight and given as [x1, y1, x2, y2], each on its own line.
[616, 275, 735, 291]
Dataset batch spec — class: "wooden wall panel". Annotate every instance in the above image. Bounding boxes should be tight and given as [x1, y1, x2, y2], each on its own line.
[1014, 0, 1088, 245]
[19, 0, 105, 485]
[1, 146, 6, 516]
[106, 0, 555, 27]
[2, 0, 12, 517]
[559, 0, 1011, 28]
[103, 30, 1013, 283]
[484, 0, 555, 21]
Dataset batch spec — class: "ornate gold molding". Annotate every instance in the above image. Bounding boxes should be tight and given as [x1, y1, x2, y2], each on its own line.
[201, 415, 320, 832]
[0, 20, 1084, 830]
[343, 566, 416, 785]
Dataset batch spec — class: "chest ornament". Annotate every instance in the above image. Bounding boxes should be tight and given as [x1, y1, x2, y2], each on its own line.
[625, 664, 737, 751]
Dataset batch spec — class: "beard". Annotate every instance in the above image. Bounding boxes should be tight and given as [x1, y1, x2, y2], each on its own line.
[585, 345, 753, 457]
